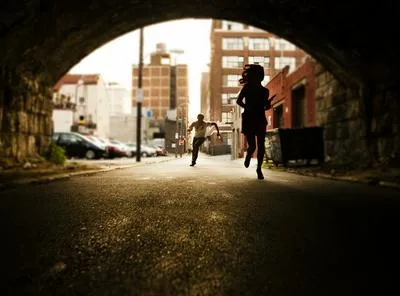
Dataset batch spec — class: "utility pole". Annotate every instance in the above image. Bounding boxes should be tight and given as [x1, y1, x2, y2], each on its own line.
[136, 28, 144, 162]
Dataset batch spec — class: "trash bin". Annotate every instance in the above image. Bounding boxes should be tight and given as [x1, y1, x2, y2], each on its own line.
[265, 127, 324, 166]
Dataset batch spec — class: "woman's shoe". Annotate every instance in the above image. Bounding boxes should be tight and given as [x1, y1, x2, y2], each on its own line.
[244, 155, 251, 168]
[256, 168, 264, 180]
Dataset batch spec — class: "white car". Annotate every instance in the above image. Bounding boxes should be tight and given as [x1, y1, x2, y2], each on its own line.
[126, 143, 156, 157]
[109, 139, 132, 157]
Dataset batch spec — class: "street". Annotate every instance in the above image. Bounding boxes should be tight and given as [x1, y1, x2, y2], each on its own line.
[1, 154, 400, 295]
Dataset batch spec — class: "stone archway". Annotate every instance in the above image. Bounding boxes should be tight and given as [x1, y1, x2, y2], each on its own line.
[0, 0, 399, 164]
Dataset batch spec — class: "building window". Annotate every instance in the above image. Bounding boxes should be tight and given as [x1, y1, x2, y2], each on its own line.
[221, 21, 244, 31]
[161, 57, 170, 65]
[273, 38, 296, 51]
[222, 38, 244, 50]
[222, 112, 233, 124]
[248, 38, 270, 50]
[248, 56, 270, 68]
[222, 93, 238, 105]
[275, 57, 296, 71]
[222, 75, 241, 87]
[222, 56, 244, 68]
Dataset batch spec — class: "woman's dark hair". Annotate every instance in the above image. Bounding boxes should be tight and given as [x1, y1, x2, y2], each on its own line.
[239, 64, 265, 85]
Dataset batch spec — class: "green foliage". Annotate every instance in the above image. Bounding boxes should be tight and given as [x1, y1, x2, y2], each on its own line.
[47, 142, 66, 165]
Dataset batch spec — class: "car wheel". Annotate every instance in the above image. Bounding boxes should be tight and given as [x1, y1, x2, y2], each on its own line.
[141, 152, 148, 157]
[85, 150, 96, 160]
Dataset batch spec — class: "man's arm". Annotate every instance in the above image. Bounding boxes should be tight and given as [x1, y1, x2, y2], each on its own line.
[187, 122, 195, 133]
[208, 122, 221, 137]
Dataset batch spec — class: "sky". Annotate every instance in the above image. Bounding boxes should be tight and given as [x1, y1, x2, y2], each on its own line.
[69, 18, 213, 121]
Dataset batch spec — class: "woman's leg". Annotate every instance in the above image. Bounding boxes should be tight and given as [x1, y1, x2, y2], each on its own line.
[256, 133, 266, 169]
[244, 134, 256, 168]
[255, 133, 266, 179]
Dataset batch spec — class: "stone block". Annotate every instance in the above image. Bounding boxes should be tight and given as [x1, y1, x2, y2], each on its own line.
[16, 133, 26, 161]
[332, 93, 346, 106]
[44, 117, 53, 136]
[25, 95, 33, 111]
[17, 111, 28, 133]
[393, 123, 399, 135]
[324, 125, 337, 141]
[11, 133, 17, 157]
[316, 112, 328, 125]
[27, 135, 36, 156]
[371, 118, 377, 133]
[4, 112, 17, 132]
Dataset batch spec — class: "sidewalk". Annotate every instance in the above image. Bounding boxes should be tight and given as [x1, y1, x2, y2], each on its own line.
[263, 161, 400, 190]
[0, 156, 176, 190]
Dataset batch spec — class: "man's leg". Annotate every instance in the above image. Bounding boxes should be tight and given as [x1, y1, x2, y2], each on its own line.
[191, 138, 200, 165]
[191, 137, 205, 166]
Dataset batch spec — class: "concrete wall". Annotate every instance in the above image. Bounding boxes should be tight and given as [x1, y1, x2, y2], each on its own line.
[109, 114, 149, 144]
[53, 109, 73, 133]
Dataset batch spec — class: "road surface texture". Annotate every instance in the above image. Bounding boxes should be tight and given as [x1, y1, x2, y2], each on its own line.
[2, 154, 399, 295]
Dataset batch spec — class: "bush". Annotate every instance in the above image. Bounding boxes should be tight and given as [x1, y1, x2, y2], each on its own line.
[47, 142, 66, 165]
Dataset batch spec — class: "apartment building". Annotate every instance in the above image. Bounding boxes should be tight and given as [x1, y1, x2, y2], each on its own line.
[131, 43, 189, 142]
[53, 74, 110, 138]
[200, 71, 210, 119]
[106, 82, 131, 116]
[209, 20, 307, 124]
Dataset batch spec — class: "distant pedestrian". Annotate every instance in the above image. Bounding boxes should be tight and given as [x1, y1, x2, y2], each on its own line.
[236, 64, 272, 179]
[187, 113, 221, 166]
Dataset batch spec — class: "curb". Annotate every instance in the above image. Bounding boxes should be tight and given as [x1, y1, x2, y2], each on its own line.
[283, 170, 400, 190]
[0, 157, 177, 190]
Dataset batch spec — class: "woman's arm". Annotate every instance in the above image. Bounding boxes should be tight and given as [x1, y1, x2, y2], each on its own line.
[264, 88, 271, 110]
[236, 86, 246, 108]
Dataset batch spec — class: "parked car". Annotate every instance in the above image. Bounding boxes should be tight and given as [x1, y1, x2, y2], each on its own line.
[95, 137, 128, 158]
[52, 132, 107, 159]
[153, 145, 168, 156]
[126, 143, 157, 157]
[109, 139, 132, 157]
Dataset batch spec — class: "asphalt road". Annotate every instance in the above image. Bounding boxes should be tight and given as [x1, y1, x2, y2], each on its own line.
[1, 154, 399, 295]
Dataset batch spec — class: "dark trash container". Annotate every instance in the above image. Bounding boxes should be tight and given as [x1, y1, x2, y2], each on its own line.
[265, 127, 324, 166]
[209, 144, 231, 156]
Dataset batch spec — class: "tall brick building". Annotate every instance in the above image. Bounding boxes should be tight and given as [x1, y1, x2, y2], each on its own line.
[200, 71, 210, 119]
[208, 20, 307, 124]
[132, 43, 189, 138]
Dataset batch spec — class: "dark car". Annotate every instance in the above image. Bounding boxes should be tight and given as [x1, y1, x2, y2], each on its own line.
[52, 132, 107, 159]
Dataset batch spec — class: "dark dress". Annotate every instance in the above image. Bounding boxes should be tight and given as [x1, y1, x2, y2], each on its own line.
[238, 84, 270, 135]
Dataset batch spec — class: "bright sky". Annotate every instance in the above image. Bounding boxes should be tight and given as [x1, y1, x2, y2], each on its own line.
[69, 18, 213, 121]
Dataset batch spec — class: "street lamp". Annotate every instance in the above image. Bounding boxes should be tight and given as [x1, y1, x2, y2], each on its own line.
[136, 27, 144, 162]
[175, 101, 188, 157]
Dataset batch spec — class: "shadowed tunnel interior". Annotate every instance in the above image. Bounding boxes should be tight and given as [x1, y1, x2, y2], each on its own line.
[0, 0, 399, 165]
[1, 0, 399, 86]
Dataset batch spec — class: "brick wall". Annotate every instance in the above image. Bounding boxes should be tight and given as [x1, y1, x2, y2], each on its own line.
[265, 58, 316, 129]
